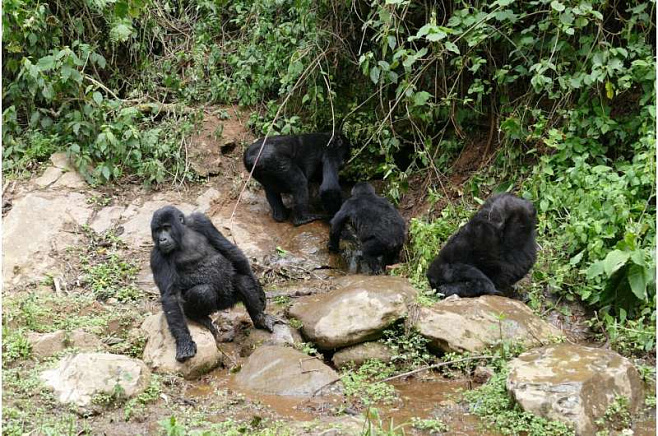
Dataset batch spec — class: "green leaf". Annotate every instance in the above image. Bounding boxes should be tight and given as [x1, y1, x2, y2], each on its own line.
[426, 30, 447, 42]
[602, 250, 630, 276]
[551, 1, 565, 12]
[102, 166, 111, 180]
[570, 251, 584, 266]
[586, 260, 605, 278]
[412, 91, 432, 106]
[369, 66, 380, 84]
[628, 264, 647, 300]
[605, 81, 614, 99]
[93, 92, 103, 105]
[445, 41, 460, 54]
[37, 55, 56, 71]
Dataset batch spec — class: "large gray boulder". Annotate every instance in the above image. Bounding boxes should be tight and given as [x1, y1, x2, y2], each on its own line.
[288, 276, 416, 350]
[234, 345, 341, 397]
[3, 192, 92, 286]
[40, 352, 150, 408]
[507, 343, 644, 435]
[414, 295, 562, 353]
[141, 312, 222, 379]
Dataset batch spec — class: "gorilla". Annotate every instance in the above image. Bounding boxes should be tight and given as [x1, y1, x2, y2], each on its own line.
[426, 193, 537, 298]
[243, 132, 350, 226]
[150, 206, 275, 362]
[328, 182, 406, 274]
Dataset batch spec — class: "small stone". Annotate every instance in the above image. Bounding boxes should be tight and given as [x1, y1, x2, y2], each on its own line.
[28, 331, 66, 359]
[50, 152, 72, 170]
[473, 366, 495, 384]
[68, 329, 103, 351]
[35, 167, 63, 188]
[53, 171, 86, 189]
[332, 342, 393, 369]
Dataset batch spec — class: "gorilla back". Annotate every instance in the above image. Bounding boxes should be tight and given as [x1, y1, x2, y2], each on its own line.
[243, 133, 350, 225]
[426, 193, 537, 298]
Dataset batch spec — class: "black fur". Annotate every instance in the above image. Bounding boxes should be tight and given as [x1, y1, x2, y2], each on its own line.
[328, 182, 406, 274]
[150, 206, 274, 362]
[243, 133, 350, 226]
[426, 193, 538, 298]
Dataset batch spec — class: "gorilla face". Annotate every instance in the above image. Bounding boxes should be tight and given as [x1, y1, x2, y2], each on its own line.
[151, 206, 185, 254]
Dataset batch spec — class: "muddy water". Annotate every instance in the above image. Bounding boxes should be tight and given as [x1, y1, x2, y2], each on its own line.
[188, 369, 497, 434]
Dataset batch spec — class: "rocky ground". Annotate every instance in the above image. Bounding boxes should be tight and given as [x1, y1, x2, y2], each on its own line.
[2, 109, 655, 436]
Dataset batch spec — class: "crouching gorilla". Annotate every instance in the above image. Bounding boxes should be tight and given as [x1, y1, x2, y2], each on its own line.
[426, 193, 537, 298]
[243, 133, 350, 226]
[328, 182, 406, 274]
[150, 206, 275, 362]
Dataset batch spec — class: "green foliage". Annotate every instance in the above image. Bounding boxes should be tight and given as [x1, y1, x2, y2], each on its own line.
[464, 366, 575, 436]
[595, 395, 632, 433]
[410, 417, 448, 434]
[2, 328, 32, 363]
[82, 253, 140, 301]
[341, 360, 397, 407]
[381, 323, 433, 368]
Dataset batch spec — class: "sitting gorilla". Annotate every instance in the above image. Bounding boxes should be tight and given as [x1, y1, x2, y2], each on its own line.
[150, 206, 274, 362]
[328, 182, 406, 274]
[426, 193, 537, 298]
[243, 133, 350, 226]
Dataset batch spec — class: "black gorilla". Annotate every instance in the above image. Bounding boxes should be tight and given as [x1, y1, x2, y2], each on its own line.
[328, 182, 406, 274]
[426, 193, 537, 298]
[150, 206, 274, 362]
[243, 133, 350, 226]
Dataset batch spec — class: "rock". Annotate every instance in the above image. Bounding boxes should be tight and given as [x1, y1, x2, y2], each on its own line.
[196, 187, 221, 213]
[119, 200, 195, 247]
[414, 295, 562, 353]
[68, 329, 104, 350]
[236, 323, 303, 357]
[52, 171, 86, 189]
[35, 167, 63, 188]
[141, 312, 222, 379]
[40, 352, 150, 408]
[89, 206, 126, 234]
[27, 329, 104, 359]
[507, 343, 644, 435]
[473, 366, 495, 384]
[234, 345, 342, 396]
[3, 192, 92, 286]
[28, 331, 66, 359]
[50, 152, 72, 170]
[332, 342, 394, 369]
[288, 275, 416, 350]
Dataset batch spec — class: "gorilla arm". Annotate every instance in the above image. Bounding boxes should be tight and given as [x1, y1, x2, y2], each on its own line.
[150, 249, 197, 362]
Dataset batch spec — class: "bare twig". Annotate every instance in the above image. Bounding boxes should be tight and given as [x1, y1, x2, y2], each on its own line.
[380, 355, 494, 383]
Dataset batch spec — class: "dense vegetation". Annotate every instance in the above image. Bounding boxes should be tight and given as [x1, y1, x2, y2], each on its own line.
[3, 0, 655, 358]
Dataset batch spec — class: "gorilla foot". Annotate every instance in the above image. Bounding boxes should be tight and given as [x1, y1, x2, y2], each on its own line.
[253, 313, 276, 332]
[272, 207, 291, 223]
[175, 339, 197, 362]
[292, 214, 323, 226]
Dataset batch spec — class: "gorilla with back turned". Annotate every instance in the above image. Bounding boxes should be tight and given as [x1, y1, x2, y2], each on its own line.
[150, 206, 274, 362]
[243, 132, 350, 226]
[426, 193, 537, 298]
[328, 182, 406, 274]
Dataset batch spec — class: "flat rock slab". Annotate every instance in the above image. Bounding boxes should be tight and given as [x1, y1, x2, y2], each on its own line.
[288, 275, 417, 350]
[3, 192, 92, 286]
[507, 343, 644, 435]
[40, 352, 150, 408]
[141, 312, 222, 379]
[234, 345, 341, 397]
[414, 295, 562, 353]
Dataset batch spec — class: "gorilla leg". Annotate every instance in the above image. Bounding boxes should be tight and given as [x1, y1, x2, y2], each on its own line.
[234, 274, 275, 331]
[362, 239, 385, 275]
[182, 285, 221, 340]
[431, 263, 501, 298]
[264, 188, 290, 222]
[288, 169, 323, 226]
